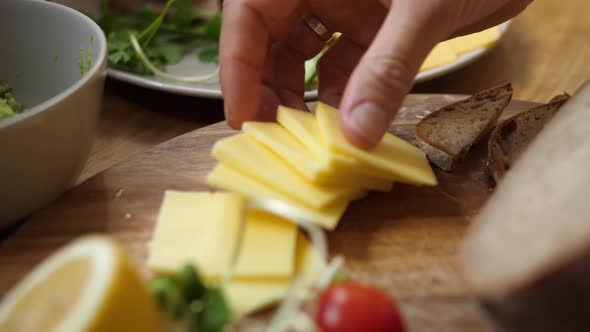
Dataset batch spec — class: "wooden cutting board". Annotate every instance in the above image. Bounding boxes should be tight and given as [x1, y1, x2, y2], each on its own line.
[0, 95, 537, 331]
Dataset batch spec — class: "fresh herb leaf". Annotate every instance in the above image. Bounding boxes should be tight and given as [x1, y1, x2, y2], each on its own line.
[149, 276, 187, 319]
[138, 4, 157, 25]
[171, 0, 194, 30]
[155, 42, 187, 64]
[177, 265, 206, 301]
[137, 0, 176, 47]
[96, 0, 222, 76]
[195, 287, 231, 332]
[198, 46, 219, 63]
[97, 0, 135, 35]
[150, 264, 231, 332]
[200, 13, 222, 41]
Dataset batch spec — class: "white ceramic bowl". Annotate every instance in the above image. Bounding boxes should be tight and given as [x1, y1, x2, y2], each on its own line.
[0, 0, 107, 226]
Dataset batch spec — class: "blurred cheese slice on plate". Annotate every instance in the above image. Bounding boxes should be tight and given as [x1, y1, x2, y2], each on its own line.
[148, 191, 297, 278]
[212, 134, 361, 209]
[448, 26, 502, 55]
[315, 102, 437, 185]
[420, 42, 457, 71]
[207, 163, 349, 230]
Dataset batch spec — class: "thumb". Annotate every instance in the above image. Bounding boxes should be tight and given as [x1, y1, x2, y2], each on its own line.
[339, 1, 451, 148]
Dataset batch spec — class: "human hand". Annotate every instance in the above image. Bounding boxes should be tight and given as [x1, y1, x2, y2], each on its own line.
[219, 0, 533, 148]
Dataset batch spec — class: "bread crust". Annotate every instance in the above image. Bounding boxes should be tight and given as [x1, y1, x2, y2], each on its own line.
[416, 83, 512, 171]
[487, 93, 570, 182]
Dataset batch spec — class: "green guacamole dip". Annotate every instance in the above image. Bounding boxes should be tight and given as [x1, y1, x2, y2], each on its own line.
[0, 82, 25, 121]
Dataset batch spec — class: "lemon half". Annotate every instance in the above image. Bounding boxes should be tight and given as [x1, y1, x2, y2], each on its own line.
[0, 236, 163, 332]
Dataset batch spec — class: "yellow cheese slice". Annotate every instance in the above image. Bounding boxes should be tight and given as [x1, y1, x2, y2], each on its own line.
[207, 163, 348, 229]
[234, 211, 298, 276]
[315, 102, 437, 186]
[226, 232, 325, 317]
[242, 121, 328, 181]
[148, 191, 297, 278]
[276, 107, 394, 191]
[224, 279, 288, 318]
[242, 122, 391, 192]
[277, 105, 356, 169]
[420, 42, 458, 71]
[448, 26, 501, 55]
[212, 134, 361, 209]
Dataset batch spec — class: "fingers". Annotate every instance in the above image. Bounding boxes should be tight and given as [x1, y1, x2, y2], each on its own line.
[309, 0, 387, 49]
[256, 18, 328, 121]
[219, 0, 302, 129]
[269, 20, 327, 110]
[318, 36, 365, 107]
[339, 1, 453, 148]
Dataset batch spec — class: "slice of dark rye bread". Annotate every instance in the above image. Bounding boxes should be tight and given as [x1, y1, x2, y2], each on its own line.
[487, 93, 570, 182]
[460, 81, 590, 332]
[415, 83, 512, 171]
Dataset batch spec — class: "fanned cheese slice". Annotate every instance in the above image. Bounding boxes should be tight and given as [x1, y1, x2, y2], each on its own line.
[277, 106, 357, 169]
[212, 134, 361, 209]
[420, 42, 457, 71]
[242, 122, 327, 181]
[448, 26, 501, 55]
[207, 163, 349, 230]
[315, 103, 437, 185]
[276, 107, 394, 190]
[148, 191, 297, 278]
[243, 122, 393, 192]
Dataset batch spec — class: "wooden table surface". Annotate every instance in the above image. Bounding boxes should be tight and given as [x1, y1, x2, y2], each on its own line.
[79, 0, 590, 184]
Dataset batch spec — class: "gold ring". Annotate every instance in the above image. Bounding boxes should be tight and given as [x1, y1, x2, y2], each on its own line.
[304, 16, 332, 43]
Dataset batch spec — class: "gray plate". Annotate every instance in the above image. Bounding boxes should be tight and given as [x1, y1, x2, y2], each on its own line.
[108, 21, 511, 100]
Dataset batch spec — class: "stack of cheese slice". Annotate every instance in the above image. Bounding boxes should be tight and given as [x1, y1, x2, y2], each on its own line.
[420, 26, 502, 72]
[207, 102, 437, 230]
[149, 104, 436, 317]
[148, 191, 324, 318]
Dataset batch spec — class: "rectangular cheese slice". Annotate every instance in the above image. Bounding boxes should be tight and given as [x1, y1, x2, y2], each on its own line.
[277, 105, 356, 169]
[212, 134, 361, 209]
[420, 42, 457, 71]
[315, 102, 437, 185]
[234, 211, 297, 276]
[276, 107, 394, 191]
[243, 122, 392, 192]
[226, 232, 325, 317]
[448, 26, 501, 55]
[207, 163, 348, 229]
[224, 279, 289, 318]
[148, 191, 297, 278]
[242, 121, 329, 181]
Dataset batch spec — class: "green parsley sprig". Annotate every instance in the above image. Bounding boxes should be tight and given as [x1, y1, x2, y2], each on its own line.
[96, 0, 221, 76]
[149, 264, 231, 332]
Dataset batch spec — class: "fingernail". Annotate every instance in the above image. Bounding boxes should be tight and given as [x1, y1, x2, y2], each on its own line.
[346, 101, 389, 146]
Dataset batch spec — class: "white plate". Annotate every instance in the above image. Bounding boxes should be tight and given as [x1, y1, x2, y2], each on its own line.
[108, 21, 511, 100]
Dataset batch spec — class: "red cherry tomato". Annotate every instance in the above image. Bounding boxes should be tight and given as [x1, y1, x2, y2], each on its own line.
[315, 281, 404, 332]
